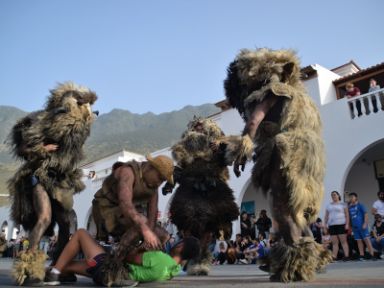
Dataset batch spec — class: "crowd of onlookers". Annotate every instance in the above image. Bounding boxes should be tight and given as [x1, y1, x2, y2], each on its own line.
[311, 190, 384, 261]
[207, 190, 384, 266]
[0, 233, 58, 259]
[207, 209, 275, 265]
[1, 190, 383, 265]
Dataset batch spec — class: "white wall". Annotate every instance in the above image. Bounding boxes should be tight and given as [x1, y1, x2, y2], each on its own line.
[314, 64, 341, 105]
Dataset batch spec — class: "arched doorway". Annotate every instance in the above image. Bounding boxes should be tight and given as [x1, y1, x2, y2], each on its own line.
[1, 221, 8, 240]
[343, 139, 384, 223]
[68, 210, 78, 234]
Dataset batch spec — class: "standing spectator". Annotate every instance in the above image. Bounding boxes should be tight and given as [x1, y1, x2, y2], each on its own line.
[255, 210, 272, 240]
[13, 232, 21, 258]
[348, 192, 375, 260]
[324, 191, 350, 260]
[39, 236, 50, 256]
[368, 78, 381, 112]
[164, 218, 179, 241]
[345, 82, 362, 117]
[371, 214, 384, 259]
[372, 191, 384, 218]
[240, 212, 253, 238]
[0, 233, 6, 257]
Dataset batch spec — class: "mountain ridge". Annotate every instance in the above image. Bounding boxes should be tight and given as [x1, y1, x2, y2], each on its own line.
[0, 103, 220, 204]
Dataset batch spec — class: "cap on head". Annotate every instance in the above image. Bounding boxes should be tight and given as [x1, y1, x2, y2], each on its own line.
[146, 154, 174, 185]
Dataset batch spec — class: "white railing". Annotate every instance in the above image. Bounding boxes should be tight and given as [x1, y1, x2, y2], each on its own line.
[347, 88, 384, 119]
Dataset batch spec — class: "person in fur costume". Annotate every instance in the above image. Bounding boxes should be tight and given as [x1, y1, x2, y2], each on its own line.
[224, 48, 332, 282]
[164, 117, 253, 275]
[7, 82, 98, 285]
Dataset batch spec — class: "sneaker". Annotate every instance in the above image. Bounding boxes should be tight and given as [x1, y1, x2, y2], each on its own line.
[44, 270, 60, 286]
[239, 259, 248, 264]
[22, 276, 44, 286]
[358, 257, 366, 261]
[259, 264, 270, 272]
[342, 256, 350, 262]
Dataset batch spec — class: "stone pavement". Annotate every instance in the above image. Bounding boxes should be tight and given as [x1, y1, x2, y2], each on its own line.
[1, 258, 384, 287]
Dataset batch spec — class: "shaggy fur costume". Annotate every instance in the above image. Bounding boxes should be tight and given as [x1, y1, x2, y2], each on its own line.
[7, 82, 97, 284]
[12, 250, 47, 285]
[168, 117, 252, 275]
[224, 48, 331, 282]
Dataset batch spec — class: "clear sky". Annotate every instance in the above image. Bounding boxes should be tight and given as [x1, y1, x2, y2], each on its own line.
[0, 0, 383, 114]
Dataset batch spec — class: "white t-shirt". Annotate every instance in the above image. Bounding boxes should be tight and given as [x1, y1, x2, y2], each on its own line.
[326, 202, 347, 226]
[372, 200, 384, 217]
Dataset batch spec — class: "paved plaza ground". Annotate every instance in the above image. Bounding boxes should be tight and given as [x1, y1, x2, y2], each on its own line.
[1, 258, 383, 287]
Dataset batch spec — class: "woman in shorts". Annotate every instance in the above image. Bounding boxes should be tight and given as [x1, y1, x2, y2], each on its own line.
[324, 191, 350, 260]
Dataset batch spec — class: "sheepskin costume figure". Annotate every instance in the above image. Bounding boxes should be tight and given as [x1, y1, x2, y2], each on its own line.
[167, 117, 253, 275]
[8, 82, 98, 285]
[224, 48, 332, 282]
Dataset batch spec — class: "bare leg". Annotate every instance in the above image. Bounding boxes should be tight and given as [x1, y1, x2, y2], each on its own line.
[29, 184, 52, 250]
[51, 201, 70, 264]
[54, 229, 105, 275]
[330, 235, 340, 259]
[363, 237, 374, 256]
[356, 239, 365, 257]
[338, 234, 349, 257]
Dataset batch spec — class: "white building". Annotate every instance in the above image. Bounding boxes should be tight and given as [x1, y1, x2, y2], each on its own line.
[1, 60, 384, 240]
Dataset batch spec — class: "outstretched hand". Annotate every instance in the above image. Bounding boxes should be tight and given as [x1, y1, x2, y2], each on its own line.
[142, 229, 161, 250]
[234, 156, 247, 177]
[209, 140, 220, 152]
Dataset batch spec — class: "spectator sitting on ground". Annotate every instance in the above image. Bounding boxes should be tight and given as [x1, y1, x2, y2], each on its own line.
[310, 218, 323, 244]
[348, 192, 376, 260]
[256, 232, 269, 261]
[371, 214, 384, 259]
[213, 241, 228, 265]
[226, 242, 237, 265]
[372, 191, 384, 218]
[243, 239, 259, 264]
[322, 229, 332, 250]
[44, 228, 200, 286]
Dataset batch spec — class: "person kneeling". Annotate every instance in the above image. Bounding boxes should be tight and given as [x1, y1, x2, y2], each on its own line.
[44, 229, 200, 286]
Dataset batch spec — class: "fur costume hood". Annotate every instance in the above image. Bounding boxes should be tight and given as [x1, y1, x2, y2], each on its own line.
[8, 82, 97, 230]
[225, 48, 322, 139]
[9, 82, 98, 168]
[172, 117, 224, 167]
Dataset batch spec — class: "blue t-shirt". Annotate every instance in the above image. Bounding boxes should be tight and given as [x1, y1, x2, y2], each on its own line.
[349, 202, 366, 228]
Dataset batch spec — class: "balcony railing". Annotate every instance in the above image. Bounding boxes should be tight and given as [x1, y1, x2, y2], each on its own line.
[347, 88, 384, 119]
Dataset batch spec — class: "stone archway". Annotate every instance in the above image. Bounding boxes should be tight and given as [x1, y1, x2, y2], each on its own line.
[343, 139, 384, 223]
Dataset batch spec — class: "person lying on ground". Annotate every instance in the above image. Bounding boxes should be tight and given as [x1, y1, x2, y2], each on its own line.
[43, 228, 200, 286]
